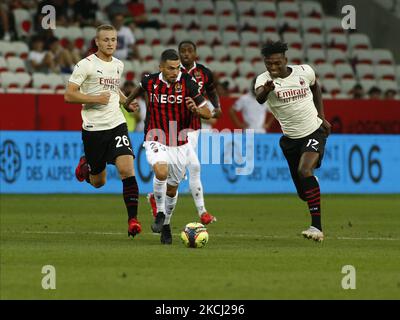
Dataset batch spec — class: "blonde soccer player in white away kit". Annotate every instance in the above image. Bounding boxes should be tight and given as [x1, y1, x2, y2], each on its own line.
[64, 25, 142, 239]
[255, 41, 332, 242]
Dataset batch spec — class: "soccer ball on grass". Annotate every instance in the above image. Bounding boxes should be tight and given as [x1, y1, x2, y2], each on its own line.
[180, 222, 209, 248]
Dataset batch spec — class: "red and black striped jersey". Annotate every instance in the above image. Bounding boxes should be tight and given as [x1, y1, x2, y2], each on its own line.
[181, 62, 216, 130]
[140, 71, 206, 146]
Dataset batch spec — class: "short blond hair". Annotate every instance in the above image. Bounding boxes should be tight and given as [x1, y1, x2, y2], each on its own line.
[96, 24, 116, 36]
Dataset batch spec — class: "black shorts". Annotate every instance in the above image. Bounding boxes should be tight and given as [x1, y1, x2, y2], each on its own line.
[82, 123, 135, 175]
[279, 125, 328, 169]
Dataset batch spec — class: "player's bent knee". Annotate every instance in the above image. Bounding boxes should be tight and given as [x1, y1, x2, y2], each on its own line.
[298, 167, 313, 179]
[91, 180, 106, 188]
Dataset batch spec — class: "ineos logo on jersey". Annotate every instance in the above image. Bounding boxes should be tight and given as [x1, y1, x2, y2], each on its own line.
[150, 94, 183, 104]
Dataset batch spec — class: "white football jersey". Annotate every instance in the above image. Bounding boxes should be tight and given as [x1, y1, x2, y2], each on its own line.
[69, 54, 126, 131]
[255, 64, 322, 139]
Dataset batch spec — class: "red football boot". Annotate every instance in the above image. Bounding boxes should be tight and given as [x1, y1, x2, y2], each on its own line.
[200, 212, 217, 225]
[75, 156, 89, 182]
[128, 218, 142, 238]
[147, 193, 158, 218]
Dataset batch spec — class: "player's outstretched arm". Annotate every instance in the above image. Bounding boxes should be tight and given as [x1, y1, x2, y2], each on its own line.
[64, 82, 110, 105]
[185, 97, 212, 119]
[124, 86, 145, 110]
[206, 87, 222, 119]
[255, 80, 275, 104]
[310, 81, 331, 135]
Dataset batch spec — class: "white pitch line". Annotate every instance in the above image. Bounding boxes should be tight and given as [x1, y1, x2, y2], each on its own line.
[11, 230, 400, 241]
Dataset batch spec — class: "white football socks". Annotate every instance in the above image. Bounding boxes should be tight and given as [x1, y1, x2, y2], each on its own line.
[164, 192, 178, 225]
[189, 163, 206, 216]
[153, 176, 167, 213]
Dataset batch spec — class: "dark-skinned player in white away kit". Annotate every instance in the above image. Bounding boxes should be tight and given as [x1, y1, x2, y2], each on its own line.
[255, 41, 332, 242]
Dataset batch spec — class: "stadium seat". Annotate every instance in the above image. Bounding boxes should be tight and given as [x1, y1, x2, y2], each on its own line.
[6, 56, 26, 72]
[0, 57, 8, 72]
[97, 0, 114, 10]
[144, 28, 161, 45]
[228, 46, 244, 63]
[222, 31, 241, 47]
[256, 16, 278, 33]
[140, 60, 159, 76]
[164, 14, 184, 30]
[240, 32, 260, 48]
[215, 0, 235, 16]
[152, 45, 167, 60]
[15, 72, 31, 88]
[203, 30, 222, 46]
[374, 65, 396, 81]
[327, 48, 348, 65]
[174, 30, 190, 45]
[335, 63, 355, 79]
[13, 8, 32, 38]
[239, 16, 258, 32]
[278, 2, 300, 19]
[321, 78, 341, 96]
[147, 14, 165, 28]
[212, 45, 229, 62]
[396, 65, 400, 84]
[355, 65, 375, 80]
[372, 49, 395, 65]
[260, 32, 281, 44]
[162, 0, 179, 14]
[188, 30, 206, 46]
[286, 48, 304, 65]
[378, 80, 398, 92]
[301, 1, 324, 18]
[218, 15, 238, 32]
[220, 61, 238, 77]
[32, 73, 52, 89]
[144, 0, 161, 14]
[301, 18, 323, 34]
[183, 15, 201, 30]
[137, 45, 153, 61]
[0, 72, 19, 88]
[235, 76, 251, 93]
[208, 61, 225, 77]
[349, 33, 371, 51]
[360, 79, 378, 93]
[6, 87, 24, 93]
[133, 28, 145, 45]
[324, 17, 345, 34]
[23, 87, 40, 94]
[255, 1, 277, 18]
[352, 50, 374, 65]
[53, 26, 69, 47]
[303, 33, 324, 49]
[253, 61, 266, 73]
[159, 28, 174, 45]
[282, 33, 303, 50]
[0, 40, 11, 57]
[220, 77, 237, 93]
[47, 74, 65, 90]
[278, 17, 301, 33]
[197, 45, 214, 63]
[82, 26, 96, 46]
[243, 47, 262, 64]
[238, 61, 256, 79]
[307, 48, 327, 64]
[66, 26, 85, 50]
[236, 1, 256, 17]
[122, 60, 136, 81]
[316, 63, 336, 79]
[322, 93, 332, 99]
[11, 41, 29, 59]
[179, 0, 196, 15]
[199, 15, 219, 31]
[326, 33, 348, 52]
[339, 79, 357, 95]
[194, 0, 214, 15]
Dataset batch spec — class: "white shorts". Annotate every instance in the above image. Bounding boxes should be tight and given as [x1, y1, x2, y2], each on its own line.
[144, 141, 191, 186]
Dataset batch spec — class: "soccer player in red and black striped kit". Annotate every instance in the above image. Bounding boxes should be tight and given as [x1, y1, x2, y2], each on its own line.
[148, 40, 222, 225]
[124, 49, 212, 244]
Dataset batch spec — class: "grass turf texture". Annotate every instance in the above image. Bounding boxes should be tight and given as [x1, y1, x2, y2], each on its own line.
[1, 194, 399, 299]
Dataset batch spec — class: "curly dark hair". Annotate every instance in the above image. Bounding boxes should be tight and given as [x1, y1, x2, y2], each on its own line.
[261, 40, 288, 57]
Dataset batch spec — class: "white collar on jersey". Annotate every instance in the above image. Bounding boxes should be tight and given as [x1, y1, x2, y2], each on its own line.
[159, 71, 182, 87]
[180, 61, 197, 73]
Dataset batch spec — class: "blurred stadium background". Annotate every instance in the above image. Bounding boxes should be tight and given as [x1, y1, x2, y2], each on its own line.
[1, 0, 400, 300]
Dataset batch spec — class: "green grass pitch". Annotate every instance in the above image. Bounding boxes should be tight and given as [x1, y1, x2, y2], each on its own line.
[1, 194, 399, 299]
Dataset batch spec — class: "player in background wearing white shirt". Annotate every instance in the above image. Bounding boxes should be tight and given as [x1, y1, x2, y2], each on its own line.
[229, 77, 275, 133]
[64, 25, 142, 239]
[255, 41, 332, 242]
